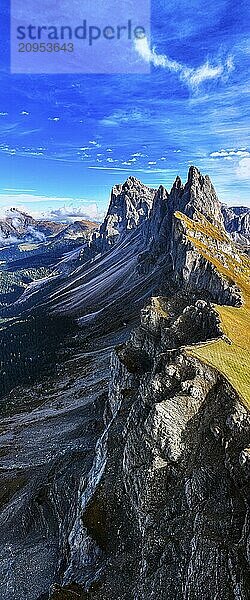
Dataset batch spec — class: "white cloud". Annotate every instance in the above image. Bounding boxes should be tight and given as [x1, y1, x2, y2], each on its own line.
[46, 203, 102, 222]
[106, 148, 112, 152]
[236, 157, 250, 180]
[49, 117, 60, 121]
[135, 37, 234, 91]
[20, 111, 29, 115]
[0, 195, 102, 222]
[148, 161, 156, 165]
[0, 112, 8, 116]
[160, 157, 166, 160]
[132, 152, 144, 157]
[210, 148, 250, 158]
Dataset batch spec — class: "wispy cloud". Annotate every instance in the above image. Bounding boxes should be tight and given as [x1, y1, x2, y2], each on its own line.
[2, 188, 36, 193]
[135, 37, 234, 91]
[101, 108, 150, 126]
[88, 166, 168, 174]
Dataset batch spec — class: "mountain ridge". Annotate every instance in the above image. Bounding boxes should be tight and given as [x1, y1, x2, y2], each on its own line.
[5, 166, 243, 319]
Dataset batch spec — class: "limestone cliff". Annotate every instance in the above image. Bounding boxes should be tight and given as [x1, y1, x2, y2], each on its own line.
[59, 296, 250, 600]
[100, 176, 156, 244]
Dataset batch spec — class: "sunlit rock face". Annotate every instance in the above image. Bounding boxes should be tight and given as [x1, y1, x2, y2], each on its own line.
[99, 176, 156, 243]
[177, 165, 225, 226]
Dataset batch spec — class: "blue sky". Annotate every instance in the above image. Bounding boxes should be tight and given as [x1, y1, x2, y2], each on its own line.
[0, 0, 249, 220]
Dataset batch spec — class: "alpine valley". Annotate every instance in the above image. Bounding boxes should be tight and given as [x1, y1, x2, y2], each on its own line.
[0, 167, 249, 600]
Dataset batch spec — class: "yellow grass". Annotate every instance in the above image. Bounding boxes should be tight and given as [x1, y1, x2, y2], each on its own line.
[152, 296, 169, 318]
[175, 211, 250, 410]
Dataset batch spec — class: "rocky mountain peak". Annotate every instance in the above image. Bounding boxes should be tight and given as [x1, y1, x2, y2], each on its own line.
[187, 164, 201, 183]
[156, 184, 168, 198]
[172, 174, 183, 190]
[123, 175, 142, 188]
[100, 176, 156, 241]
[180, 166, 224, 225]
[5, 207, 35, 225]
[0, 207, 38, 244]
[148, 184, 169, 225]
[143, 184, 169, 248]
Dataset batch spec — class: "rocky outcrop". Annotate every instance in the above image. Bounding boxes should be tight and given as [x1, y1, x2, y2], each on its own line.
[62, 297, 250, 599]
[222, 205, 250, 247]
[139, 167, 242, 307]
[0, 208, 38, 244]
[170, 214, 242, 306]
[177, 166, 224, 226]
[142, 167, 224, 262]
[100, 176, 156, 244]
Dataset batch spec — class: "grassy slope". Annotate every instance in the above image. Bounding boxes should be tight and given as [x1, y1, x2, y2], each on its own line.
[175, 211, 250, 410]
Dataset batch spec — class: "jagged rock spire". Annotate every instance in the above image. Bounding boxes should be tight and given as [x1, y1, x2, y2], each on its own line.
[145, 184, 169, 246]
[100, 176, 156, 240]
[181, 166, 224, 225]
[98, 166, 225, 253]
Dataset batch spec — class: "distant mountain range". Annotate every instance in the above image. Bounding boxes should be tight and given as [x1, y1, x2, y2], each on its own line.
[0, 208, 99, 307]
[0, 207, 98, 246]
